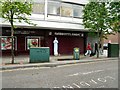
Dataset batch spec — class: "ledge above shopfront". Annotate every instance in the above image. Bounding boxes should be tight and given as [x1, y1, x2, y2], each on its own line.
[1, 18, 87, 32]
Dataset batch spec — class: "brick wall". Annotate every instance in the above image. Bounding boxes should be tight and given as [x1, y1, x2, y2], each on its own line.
[104, 33, 119, 44]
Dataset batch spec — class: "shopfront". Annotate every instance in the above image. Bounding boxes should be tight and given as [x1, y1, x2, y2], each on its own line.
[1, 27, 86, 56]
[46, 31, 86, 55]
[1, 27, 45, 55]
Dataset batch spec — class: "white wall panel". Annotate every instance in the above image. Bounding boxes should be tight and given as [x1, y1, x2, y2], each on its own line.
[47, 15, 61, 21]
[1, 18, 86, 31]
[28, 14, 44, 20]
[60, 17, 73, 22]
[73, 18, 83, 24]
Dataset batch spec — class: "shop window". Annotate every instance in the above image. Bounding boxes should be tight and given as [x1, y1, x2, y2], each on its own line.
[61, 3, 73, 17]
[47, 0, 61, 15]
[73, 5, 83, 18]
[1, 37, 16, 50]
[32, 2, 45, 14]
[27, 38, 39, 50]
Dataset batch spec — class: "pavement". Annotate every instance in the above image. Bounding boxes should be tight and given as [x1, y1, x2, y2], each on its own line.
[0, 50, 119, 70]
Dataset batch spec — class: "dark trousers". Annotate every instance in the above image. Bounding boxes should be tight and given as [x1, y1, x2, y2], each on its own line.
[94, 49, 98, 54]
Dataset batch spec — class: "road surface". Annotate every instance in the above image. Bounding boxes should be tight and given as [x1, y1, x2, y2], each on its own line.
[2, 59, 118, 88]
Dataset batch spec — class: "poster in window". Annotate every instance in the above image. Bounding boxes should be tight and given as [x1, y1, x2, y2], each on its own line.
[1, 37, 13, 50]
[27, 38, 39, 49]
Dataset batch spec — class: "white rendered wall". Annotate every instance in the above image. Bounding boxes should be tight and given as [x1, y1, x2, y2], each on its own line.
[1, 17, 85, 31]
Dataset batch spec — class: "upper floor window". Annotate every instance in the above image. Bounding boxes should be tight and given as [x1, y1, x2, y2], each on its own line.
[73, 5, 83, 18]
[61, 3, 73, 17]
[32, 2, 45, 14]
[32, 0, 83, 19]
[47, 0, 61, 15]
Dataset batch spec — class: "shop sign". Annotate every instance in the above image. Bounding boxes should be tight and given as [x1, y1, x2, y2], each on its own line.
[4, 30, 36, 34]
[49, 32, 84, 37]
[14, 30, 36, 34]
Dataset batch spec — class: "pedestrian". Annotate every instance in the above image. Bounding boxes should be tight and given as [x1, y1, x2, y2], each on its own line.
[99, 43, 103, 55]
[90, 43, 95, 57]
[85, 43, 92, 56]
[94, 42, 98, 55]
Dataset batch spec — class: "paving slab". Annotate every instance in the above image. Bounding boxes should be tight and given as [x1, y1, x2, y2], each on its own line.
[1, 56, 118, 70]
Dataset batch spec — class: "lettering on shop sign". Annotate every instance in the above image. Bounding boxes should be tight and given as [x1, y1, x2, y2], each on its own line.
[53, 76, 116, 88]
[14, 31, 36, 34]
[49, 32, 84, 37]
[5, 30, 36, 34]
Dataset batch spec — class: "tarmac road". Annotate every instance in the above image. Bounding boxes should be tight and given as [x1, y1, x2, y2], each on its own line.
[2, 59, 118, 88]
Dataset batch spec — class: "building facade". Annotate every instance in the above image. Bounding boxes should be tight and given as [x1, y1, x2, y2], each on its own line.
[104, 33, 120, 43]
[104, 33, 120, 46]
[1, 0, 89, 56]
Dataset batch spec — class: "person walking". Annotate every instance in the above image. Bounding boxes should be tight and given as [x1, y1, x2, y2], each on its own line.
[94, 42, 98, 55]
[99, 43, 103, 55]
[85, 43, 92, 56]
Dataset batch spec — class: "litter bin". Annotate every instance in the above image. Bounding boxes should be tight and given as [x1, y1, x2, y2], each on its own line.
[30, 47, 50, 63]
[73, 48, 80, 60]
[108, 43, 119, 57]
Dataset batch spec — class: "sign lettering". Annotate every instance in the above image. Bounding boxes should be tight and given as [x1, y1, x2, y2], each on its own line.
[49, 32, 84, 37]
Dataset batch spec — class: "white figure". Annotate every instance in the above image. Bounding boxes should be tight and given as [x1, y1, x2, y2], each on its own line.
[53, 37, 58, 56]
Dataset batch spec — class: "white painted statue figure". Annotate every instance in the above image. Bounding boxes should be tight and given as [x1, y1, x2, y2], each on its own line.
[53, 37, 58, 56]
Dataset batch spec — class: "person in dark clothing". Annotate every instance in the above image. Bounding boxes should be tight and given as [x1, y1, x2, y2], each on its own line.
[94, 42, 98, 55]
[99, 43, 103, 55]
[90, 43, 95, 57]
